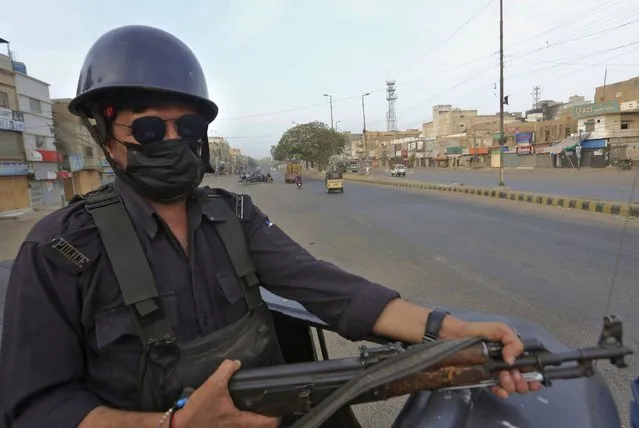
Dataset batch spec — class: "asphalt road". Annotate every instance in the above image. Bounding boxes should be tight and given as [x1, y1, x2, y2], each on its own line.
[0, 174, 637, 427]
[222, 172, 639, 427]
[369, 167, 639, 203]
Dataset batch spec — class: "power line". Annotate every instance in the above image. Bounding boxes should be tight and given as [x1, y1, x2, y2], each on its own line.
[396, 0, 496, 78]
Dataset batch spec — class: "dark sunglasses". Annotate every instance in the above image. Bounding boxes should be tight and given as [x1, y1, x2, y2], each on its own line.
[115, 114, 208, 145]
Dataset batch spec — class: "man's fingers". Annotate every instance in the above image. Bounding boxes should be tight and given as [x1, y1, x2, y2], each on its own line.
[500, 327, 523, 365]
[490, 386, 509, 399]
[529, 380, 544, 391]
[211, 359, 242, 383]
[511, 370, 530, 394]
[498, 370, 516, 394]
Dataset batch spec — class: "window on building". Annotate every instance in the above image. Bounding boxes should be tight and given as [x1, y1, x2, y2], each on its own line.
[585, 120, 595, 132]
[565, 127, 572, 138]
[0, 91, 9, 108]
[621, 121, 631, 130]
[35, 135, 46, 148]
[84, 146, 93, 157]
[28, 97, 42, 113]
[544, 130, 551, 142]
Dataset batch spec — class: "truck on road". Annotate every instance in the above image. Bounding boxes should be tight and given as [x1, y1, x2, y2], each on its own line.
[284, 162, 302, 183]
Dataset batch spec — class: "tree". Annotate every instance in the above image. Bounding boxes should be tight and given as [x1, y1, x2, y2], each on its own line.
[270, 121, 348, 170]
[246, 156, 258, 169]
[408, 153, 416, 168]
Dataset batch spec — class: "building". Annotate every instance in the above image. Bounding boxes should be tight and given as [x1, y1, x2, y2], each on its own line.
[427, 104, 522, 138]
[364, 130, 421, 166]
[228, 147, 244, 172]
[15, 72, 60, 207]
[0, 38, 28, 212]
[419, 103, 582, 168]
[585, 76, 639, 162]
[52, 99, 105, 198]
[340, 131, 364, 157]
[524, 95, 586, 122]
[208, 136, 231, 171]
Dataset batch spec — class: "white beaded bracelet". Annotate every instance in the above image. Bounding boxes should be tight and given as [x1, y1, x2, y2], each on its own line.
[158, 407, 175, 428]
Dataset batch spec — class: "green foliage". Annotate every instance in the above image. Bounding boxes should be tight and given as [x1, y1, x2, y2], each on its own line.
[270, 121, 348, 170]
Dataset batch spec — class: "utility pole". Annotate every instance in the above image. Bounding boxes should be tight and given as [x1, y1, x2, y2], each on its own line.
[361, 92, 370, 159]
[498, 0, 506, 187]
[53, 141, 67, 207]
[323, 94, 334, 129]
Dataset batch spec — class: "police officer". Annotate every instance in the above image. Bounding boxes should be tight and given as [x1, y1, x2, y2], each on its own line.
[0, 25, 541, 428]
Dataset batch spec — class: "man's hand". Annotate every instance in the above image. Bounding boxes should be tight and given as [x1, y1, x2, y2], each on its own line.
[173, 359, 279, 428]
[454, 321, 544, 399]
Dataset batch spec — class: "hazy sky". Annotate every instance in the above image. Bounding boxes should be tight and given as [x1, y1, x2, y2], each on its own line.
[2, 0, 638, 157]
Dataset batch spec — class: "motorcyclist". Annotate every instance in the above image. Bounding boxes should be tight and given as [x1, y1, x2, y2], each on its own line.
[0, 24, 541, 428]
[294, 173, 302, 186]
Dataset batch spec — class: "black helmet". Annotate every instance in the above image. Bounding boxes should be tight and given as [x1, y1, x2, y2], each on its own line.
[68, 25, 218, 122]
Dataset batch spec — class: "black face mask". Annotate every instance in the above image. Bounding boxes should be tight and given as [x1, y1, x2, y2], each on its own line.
[110, 138, 205, 203]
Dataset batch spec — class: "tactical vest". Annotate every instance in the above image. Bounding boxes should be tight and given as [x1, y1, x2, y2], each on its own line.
[73, 183, 284, 411]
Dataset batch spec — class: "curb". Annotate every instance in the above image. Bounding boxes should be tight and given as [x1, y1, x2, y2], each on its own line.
[340, 175, 639, 219]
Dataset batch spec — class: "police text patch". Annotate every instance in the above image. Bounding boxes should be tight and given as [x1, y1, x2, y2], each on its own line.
[50, 237, 90, 268]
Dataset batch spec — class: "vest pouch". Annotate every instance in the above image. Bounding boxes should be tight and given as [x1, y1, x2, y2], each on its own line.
[138, 309, 281, 411]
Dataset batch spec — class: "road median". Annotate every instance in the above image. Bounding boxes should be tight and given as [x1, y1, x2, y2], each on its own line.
[336, 174, 639, 220]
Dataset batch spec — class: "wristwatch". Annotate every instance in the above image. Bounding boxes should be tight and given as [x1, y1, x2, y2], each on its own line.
[422, 308, 450, 342]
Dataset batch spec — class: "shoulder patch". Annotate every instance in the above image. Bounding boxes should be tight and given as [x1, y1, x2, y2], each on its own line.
[204, 187, 253, 221]
[49, 237, 90, 268]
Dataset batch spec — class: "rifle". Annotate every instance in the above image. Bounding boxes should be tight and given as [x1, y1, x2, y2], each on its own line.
[227, 316, 632, 422]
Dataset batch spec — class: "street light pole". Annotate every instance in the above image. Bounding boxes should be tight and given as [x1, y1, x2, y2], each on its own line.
[323, 94, 334, 129]
[361, 92, 370, 158]
[498, 0, 506, 186]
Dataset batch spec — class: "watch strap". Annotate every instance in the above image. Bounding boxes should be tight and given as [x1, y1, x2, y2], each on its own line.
[422, 308, 450, 342]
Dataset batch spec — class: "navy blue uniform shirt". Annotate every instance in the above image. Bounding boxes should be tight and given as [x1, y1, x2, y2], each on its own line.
[0, 177, 400, 428]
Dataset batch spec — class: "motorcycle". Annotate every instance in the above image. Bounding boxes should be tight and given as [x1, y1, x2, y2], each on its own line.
[0, 259, 631, 428]
[295, 177, 303, 189]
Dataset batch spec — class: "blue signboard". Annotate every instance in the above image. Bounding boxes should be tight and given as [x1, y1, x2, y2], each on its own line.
[0, 161, 30, 176]
[515, 132, 534, 144]
[69, 154, 84, 172]
[580, 139, 606, 149]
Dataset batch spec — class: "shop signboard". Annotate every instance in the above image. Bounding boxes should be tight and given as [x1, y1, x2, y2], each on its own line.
[580, 139, 607, 149]
[515, 132, 534, 144]
[0, 107, 25, 132]
[517, 145, 533, 155]
[0, 161, 29, 176]
[69, 154, 84, 172]
[26, 149, 60, 162]
[573, 100, 619, 118]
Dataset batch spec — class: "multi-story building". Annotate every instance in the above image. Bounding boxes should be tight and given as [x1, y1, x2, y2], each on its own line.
[52, 99, 104, 198]
[228, 147, 243, 173]
[428, 104, 522, 137]
[208, 136, 231, 171]
[0, 38, 28, 212]
[363, 130, 421, 166]
[581, 76, 639, 162]
[15, 71, 60, 207]
[341, 131, 364, 158]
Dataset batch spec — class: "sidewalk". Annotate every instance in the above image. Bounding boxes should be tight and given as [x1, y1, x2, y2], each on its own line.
[369, 167, 638, 203]
[0, 207, 58, 260]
